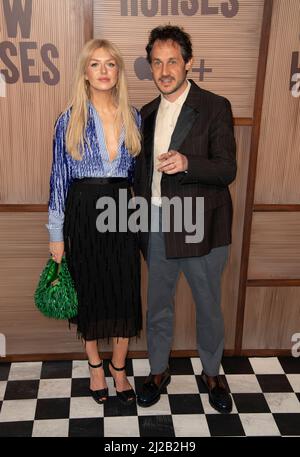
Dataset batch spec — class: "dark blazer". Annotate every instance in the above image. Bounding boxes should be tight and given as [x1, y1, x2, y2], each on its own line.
[134, 79, 237, 260]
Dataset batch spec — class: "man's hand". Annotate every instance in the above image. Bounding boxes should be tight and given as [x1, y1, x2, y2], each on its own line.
[49, 241, 64, 264]
[157, 150, 188, 174]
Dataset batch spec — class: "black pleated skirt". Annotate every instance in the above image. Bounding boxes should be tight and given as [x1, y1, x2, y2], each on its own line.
[63, 177, 142, 341]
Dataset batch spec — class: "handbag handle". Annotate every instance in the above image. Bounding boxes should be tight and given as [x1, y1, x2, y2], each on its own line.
[50, 260, 62, 287]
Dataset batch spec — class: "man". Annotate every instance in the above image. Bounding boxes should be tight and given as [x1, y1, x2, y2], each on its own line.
[134, 25, 236, 413]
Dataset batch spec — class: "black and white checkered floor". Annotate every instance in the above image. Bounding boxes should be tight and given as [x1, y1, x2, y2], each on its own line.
[0, 357, 299, 437]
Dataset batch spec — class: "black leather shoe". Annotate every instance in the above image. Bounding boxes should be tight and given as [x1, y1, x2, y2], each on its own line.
[200, 371, 232, 414]
[137, 369, 171, 407]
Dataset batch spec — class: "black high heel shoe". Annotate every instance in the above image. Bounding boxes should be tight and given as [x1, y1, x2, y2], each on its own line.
[88, 361, 109, 404]
[109, 360, 136, 406]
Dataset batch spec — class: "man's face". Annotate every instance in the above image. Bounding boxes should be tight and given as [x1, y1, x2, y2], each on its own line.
[150, 39, 192, 99]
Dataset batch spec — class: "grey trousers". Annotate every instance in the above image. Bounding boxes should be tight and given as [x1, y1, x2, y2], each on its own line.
[147, 205, 229, 377]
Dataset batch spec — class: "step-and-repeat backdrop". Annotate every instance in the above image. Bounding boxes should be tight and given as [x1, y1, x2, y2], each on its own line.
[94, 0, 264, 117]
[1, 0, 299, 356]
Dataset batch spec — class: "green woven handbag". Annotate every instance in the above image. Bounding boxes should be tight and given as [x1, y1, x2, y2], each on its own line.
[34, 257, 78, 319]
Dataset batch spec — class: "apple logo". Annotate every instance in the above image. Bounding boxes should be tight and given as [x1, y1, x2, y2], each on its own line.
[134, 57, 152, 80]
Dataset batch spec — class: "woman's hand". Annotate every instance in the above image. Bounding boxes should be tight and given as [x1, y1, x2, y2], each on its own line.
[49, 241, 65, 264]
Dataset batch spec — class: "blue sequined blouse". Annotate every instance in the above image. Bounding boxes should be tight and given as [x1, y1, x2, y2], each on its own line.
[47, 103, 141, 242]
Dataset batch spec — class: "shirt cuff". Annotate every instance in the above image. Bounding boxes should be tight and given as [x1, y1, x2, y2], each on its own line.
[46, 225, 64, 242]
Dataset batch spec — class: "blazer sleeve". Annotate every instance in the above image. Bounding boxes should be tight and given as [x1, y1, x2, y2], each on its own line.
[179, 98, 237, 187]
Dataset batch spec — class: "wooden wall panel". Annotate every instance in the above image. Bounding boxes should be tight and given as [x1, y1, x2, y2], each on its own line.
[242, 287, 300, 349]
[248, 212, 300, 279]
[0, 0, 92, 205]
[222, 126, 252, 348]
[0, 213, 49, 259]
[0, 213, 83, 355]
[1, 297, 82, 355]
[0, 212, 147, 354]
[254, 0, 300, 203]
[0, 211, 145, 354]
[93, 0, 264, 117]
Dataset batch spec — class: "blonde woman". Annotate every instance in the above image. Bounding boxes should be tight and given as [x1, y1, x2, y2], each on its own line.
[47, 39, 142, 406]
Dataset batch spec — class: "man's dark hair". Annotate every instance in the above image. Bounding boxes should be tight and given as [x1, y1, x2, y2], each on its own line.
[146, 25, 193, 64]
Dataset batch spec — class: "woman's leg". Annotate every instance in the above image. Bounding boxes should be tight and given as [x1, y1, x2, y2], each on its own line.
[109, 337, 134, 395]
[85, 340, 108, 400]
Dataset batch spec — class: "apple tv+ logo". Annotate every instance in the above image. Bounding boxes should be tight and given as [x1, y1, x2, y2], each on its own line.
[134, 57, 152, 80]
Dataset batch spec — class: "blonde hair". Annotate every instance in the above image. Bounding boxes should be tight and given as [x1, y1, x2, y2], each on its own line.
[65, 39, 141, 160]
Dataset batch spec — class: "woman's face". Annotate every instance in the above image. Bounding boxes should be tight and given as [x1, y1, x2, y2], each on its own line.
[85, 47, 119, 95]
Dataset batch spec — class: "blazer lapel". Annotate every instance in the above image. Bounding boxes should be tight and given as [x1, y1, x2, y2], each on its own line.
[143, 108, 158, 188]
[168, 103, 199, 151]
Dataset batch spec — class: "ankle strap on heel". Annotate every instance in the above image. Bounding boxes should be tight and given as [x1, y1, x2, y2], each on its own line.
[88, 361, 103, 369]
[110, 360, 126, 371]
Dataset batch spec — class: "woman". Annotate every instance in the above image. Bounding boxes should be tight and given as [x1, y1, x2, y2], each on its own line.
[47, 39, 142, 405]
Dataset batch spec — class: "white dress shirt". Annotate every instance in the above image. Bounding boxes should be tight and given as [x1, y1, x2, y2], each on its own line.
[152, 80, 191, 206]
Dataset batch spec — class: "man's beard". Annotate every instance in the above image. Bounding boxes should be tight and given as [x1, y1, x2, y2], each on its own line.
[155, 75, 186, 96]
